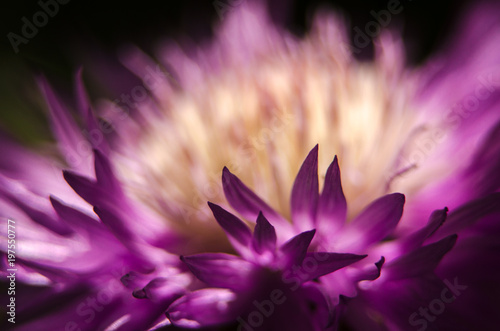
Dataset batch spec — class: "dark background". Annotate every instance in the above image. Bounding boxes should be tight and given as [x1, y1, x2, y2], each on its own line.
[0, 0, 474, 142]
[1, 0, 472, 69]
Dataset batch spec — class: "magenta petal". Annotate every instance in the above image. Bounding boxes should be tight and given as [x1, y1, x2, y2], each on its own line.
[94, 149, 121, 193]
[63, 170, 105, 207]
[132, 277, 185, 302]
[300, 252, 367, 283]
[298, 282, 334, 329]
[279, 229, 316, 269]
[85, 106, 110, 155]
[50, 196, 106, 234]
[402, 207, 448, 252]
[290, 145, 319, 230]
[121, 271, 146, 289]
[352, 256, 386, 282]
[207, 202, 252, 246]
[75, 68, 91, 118]
[2, 191, 72, 236]
[166, 288, 238, 327]
[93, 206, 135, 244]
[252, 212, 277, 254]
[317, 155, 346, 232]
[94, 207, 134, 242]
[74, 72, 110, 155]
[432, 193, 500, 239]
[222, 167, 286, 226]
[465, 120, 500, 196]
[38, 77, 90, 171]
[181, 253, 254, 291]
[342, 193, 405, 249]
[385, 234, 457, 281]
[366, 275, 467, 331]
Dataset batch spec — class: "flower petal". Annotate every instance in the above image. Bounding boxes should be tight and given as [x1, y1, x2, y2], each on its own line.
[1, 190, 72, 236]
[340, 193, 405, 250]
[38, 76, 91, 172]
[93, 149, 122, 194]
[352, 256, 386, 282]
[279, 229, 316, 269]
[222, 167, 287, 227]
[85, 106, 110, 155]
[465, 119, 500, 196]
[166, 288, 239, 328]
[63, 170, 106, 207]
[181, 253, 254, 291]
[432, 193, 500, 239]
[93, 206, 136, 244]
[364, 275, 468, 331]
[75, 67, 91, 118]
[317, 155, 346, 234]
[402, 207, 448, 252]
[384, 234, 457, 281]
[300, 252, 367, 282]
[252, 212, 277, 254]
[291, 145, 319, 231]
[207, 202, 252, 246]
[75, 70, 110, 154]
[298, 282, 334, 330]
[49, 196, 106, 234]
[132, 275, 187, 302]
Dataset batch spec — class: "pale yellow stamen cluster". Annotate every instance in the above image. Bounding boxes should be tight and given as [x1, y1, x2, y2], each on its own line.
[111, 13, 452, 252]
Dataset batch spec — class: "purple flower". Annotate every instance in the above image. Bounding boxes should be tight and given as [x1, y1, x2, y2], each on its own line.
[166, 145, 469, 330]
[168, 199, 366, 329]
[1, 1, 500, 330]
[0, 92, 190, 329]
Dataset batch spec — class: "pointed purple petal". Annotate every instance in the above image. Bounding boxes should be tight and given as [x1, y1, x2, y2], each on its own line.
[93, 206, 135, 243]
[50, 196, 106, 234]
[341, 193, 405, 250]
[291, 145, 319, 230]
[166, 289, 238, 327]
[93, 206, 155, 272]
[222, 167, 287, 226]
[385, 234, 457, 281]
[181, 253, 254, 291]
[432, 193, 500, 239]
[132, 275, 186, 301]
[1, 191, 72, 236]
[352, 256, 385, 282]
[85, 106, 110, 155]
[279, 229, 316, 269]
[252, 212, 277, 254]
[38, 77, 90, 171]
[120, 271, 146, 289]
[94, 149, 121, 193]
[402, 207, 448, 252]
[75, 67, 91, 118]
[300, 252, 367, 282]
[317, 155, 346, 233]
[63, 170, 106, 207]
[207, 202, 252, 246]
[75, 68, 109, 154]
[465, 120, 500, 196]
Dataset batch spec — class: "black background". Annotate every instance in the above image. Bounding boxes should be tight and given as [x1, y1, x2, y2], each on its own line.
[0, 0, 478, 141]
[1, 0, 472, 69]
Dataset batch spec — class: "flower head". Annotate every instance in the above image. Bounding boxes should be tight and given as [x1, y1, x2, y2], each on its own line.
[1, 1, 500, 330]
[165, 145, 466, 329]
